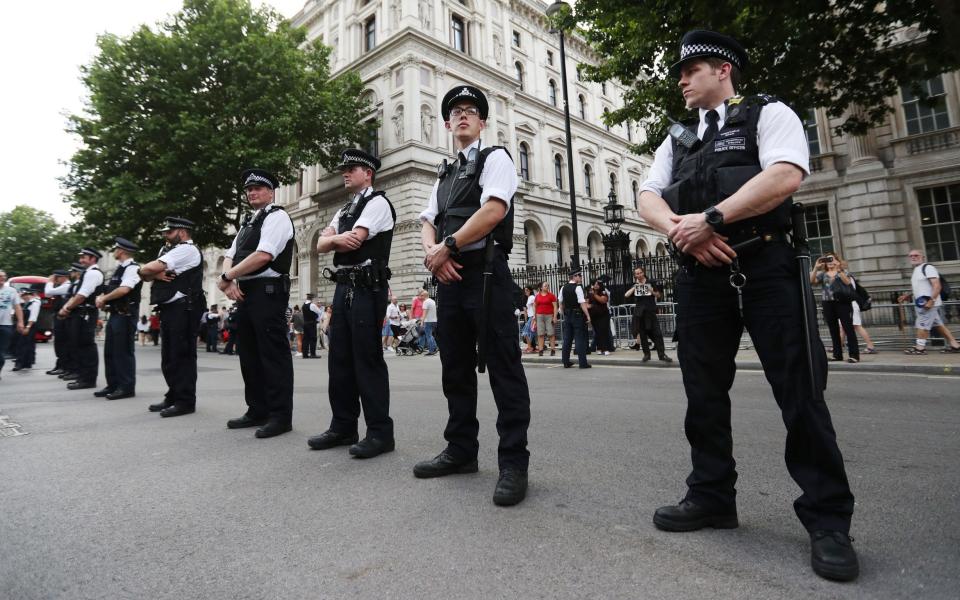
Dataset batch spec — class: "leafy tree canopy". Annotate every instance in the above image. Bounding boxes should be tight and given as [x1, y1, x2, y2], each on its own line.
[565, 0, 958, 153]
[64, 0, 373, 251]
[0, 206, 86, 276]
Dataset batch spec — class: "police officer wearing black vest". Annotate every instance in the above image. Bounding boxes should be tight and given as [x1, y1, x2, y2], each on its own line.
[93, 237, 142, 400]
[415, 85, 531, 507]
[44, 268, 72, 375]
[558, 269, 592, 369]
[301, 293, 320, 358]
[639, 31, 858, 581]
[220, 169, 296, 439]
[55, 263, 85, 381]
[308, 149, 396, 458]
[58, 248, 104, 390]
[139, 217, 205, 417]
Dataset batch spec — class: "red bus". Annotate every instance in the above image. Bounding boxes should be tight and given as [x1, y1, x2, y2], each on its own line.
[8, 275, 56, 342]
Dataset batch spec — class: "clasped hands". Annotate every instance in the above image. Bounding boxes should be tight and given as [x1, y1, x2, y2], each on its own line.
[668, 212, 736, 268]
[423, 243, 462, 284]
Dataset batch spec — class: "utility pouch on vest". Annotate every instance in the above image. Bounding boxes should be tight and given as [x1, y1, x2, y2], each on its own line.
[715, 165, 761, 204]
[662, 178, 695, 215]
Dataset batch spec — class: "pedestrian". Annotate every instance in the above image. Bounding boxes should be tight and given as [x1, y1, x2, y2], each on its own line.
[139, 217, 204, 418]
[638, 30, 858, 581]
[411, 289, 425, 335]
[0, 270, 25, 380]
[93, 237, 142, 400]
[421, 289, 438, 355]
[307, 148, 396, 458]
[534, 281, 558, 357]
[149, 311, 160, 345]
[520, 286, 536, 353]
[13, 288, 39, 371]
[320, 305, 332, 350]
[811, 252, 860, 363]
[624, 266, 672, 362]
[58, 248, 104, 391]
[588, 279, 613, 355]
[221, 306, 239, 355]
[898, 249, 960, 354]
[220, 168, 296, 439]
[291, 304, 304, 355]
[137, 315, 150, 346]
[844, 267, 876, 354]
[43, 269, 72, 375]
[203, 305, 221, 352]
[383, 297, 400, 351]
[301, 293, 321, 358]
[414, 84, 531, 506]
[559, 269, 592, 369]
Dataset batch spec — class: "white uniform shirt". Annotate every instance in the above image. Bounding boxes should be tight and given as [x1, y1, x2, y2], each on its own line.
[116, 258, 142, 289]
[0, 285, 21, 326]
[640, 99, 810, 197]
[158, 241, 203, 303]
[912, 263, 943, 307]
[559, 283, 587, 307]
[419, 139, 519, 252]
[225, 203, 295, 279]
[76, 266, 105, 299]
[328, 187, 395, 238]
[24, 298, 40, 323]
[45, 281, 71, 296]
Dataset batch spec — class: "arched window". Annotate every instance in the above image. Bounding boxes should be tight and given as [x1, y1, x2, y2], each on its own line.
[583, 164, 593, 197]
[514, 62, 524, 91]
[519, 142, 530, 181]
[578, 94, 586, 119]
[631, 180, 639, 209]
[554, 154, 563, 189]
[548, 80, 557, 107]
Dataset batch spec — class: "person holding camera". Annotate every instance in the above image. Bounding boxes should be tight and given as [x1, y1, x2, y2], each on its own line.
[811, 252, 859, 363]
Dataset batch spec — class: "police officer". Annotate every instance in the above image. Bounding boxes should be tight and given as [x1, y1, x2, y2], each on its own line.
[301, 293, 320, 358]
[94, 237, 142, 400]
[220, 169, 296, 439]
[139, 217, 204, 417]
[558, 269, 591, 369]
[58, 248, 104, 390]
[44, 269, 72, 375]
[55, 263, 86, 381]
[308, 149, 396, 458]
[414, 85, 531, 506]
[638, 31, 858, 581]
[624, 266, 672, 362]
[12, 289, 40, 371]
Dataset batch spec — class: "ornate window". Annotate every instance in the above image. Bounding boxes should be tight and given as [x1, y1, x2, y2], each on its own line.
[546, 50, 554, 66]
[902, 76, 950, 135]
[512, 30, 521, 47]
[515, 62, 524, 91]
[548, 80, 557, 107]
[554, 154, 563, 189]
[451, 15, 467, 53]
[804, 203, 834, 258]
[583, 164, 593, 197]
[364, 16, 376, 52]
[578, 94, 586, 119]
[631, 180, 639, 209]
[803, 109, 821, 155]
[918, 184, 960, 261]
[519, 142, 530, 181]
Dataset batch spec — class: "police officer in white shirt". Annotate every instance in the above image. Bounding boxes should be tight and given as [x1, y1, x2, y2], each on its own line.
[139, 217, 204, 417]
[13, 288, 41, 371]
[44, 269, 72, 375]
[308, 149, 396, 458]
[220, 169, 296, 439]
[59, 247, 104, 390]
[640, 30, 858, 582]
[94, 237, 142, 400]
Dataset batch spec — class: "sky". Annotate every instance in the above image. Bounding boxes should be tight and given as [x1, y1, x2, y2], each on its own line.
[0, 0, 306, 225]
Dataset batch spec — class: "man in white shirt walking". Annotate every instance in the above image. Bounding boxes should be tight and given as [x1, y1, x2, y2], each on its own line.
[898, 249, 959, 354]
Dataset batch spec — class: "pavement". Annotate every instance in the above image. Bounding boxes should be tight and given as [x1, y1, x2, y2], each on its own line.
[1, 344, 959, 599]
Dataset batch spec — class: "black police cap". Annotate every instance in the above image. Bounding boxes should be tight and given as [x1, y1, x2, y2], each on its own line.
[241, 168, 280, 190]
[670, 30, 749, 77]
[335, 149, 381, 172]
[70, 262, 85, 272]
[78, 247, 103, 259]
[53, 269, 70, 276]
[159, 217, 195, 232]
[113, 237, 139, 253]
[441, 85, 489, 121]
[569, 268, 583, 277]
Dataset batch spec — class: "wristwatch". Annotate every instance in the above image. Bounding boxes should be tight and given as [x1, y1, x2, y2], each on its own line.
[220, 272, 231, 282]
[704, 206, 724, 230]
[443, 235, 459, 255]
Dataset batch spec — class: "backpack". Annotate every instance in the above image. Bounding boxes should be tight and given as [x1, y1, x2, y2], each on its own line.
[922, 263, 952, 301]
[851, 277, 872, 311]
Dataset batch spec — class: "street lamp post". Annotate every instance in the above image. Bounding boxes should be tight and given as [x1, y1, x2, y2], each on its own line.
[546, 0, 580, 268]
[603, 189, 632, 304]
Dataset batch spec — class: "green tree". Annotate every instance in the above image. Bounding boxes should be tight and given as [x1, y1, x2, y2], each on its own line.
[64, 0, 373, 252]
[0, 206, 85, 276]
[565, 0, 958, 153]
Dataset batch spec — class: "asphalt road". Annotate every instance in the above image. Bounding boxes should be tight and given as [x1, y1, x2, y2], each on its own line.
[1, 344, 958, 599]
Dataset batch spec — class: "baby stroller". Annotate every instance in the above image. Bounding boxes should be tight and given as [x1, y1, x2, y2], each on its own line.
[396, 318, 423, 356]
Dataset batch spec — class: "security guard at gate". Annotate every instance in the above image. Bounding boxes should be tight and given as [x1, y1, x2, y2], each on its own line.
[415, 85, 531, 506]
[638, 30, 858, 581]
[44, 269, 72, 375]
[58, 248, 104, 390]
[94, 237, 142, 400]
[308, 149, 395, 458]
[558, 269, 591, 369]
[139, 217, 204, 417]
[220, 168, 296, 439]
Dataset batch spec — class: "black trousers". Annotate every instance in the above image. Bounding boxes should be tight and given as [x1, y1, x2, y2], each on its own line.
[62, 314, 80, 373]
[633, 308, 666, 357]
[159, 302, 200, 408]
[822, 300, 859, 360]
[436, 254, 530, 470]
[74, 308, 99, 384]
[15, 324, 37, 367]
[302, 322, 317, 357]
[561, 310, 589, 367]
[205, 322, 219, 352]
[327, 283, 392, 439]
[53, 316, 68, 369]
[104, 313, 136, 391]
[675, 243, 854, 533]
[236, 279, 294, 424]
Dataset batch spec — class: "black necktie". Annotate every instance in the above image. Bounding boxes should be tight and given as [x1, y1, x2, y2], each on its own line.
[702, 109, 720, 145]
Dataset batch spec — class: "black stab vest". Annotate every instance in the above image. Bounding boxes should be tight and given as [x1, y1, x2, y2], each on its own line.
[561, 283, 583, 315]
[302, 302, 318, 324]
[663, 95, 793, 240]
[149, 243, 204, 305]
[333, 191, 396, 267]
[232, 205, 294, 276]
[105, 262, 142, 311]
[433, 145, 515, 254]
